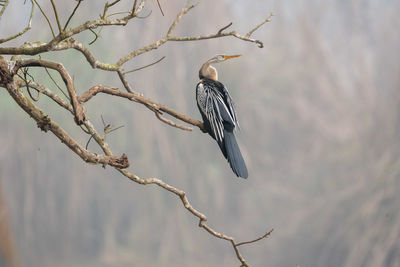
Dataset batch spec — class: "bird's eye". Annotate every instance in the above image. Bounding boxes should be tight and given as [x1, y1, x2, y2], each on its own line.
[217, 55, 224, 61]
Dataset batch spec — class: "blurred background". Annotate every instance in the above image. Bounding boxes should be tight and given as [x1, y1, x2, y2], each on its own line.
[1, 0, 400, 266]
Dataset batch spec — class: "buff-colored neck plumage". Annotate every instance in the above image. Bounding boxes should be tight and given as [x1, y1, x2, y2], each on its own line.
[200, 62, 218, 81]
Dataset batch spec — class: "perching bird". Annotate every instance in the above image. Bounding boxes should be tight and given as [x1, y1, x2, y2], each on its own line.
[196, 54, 248, 178]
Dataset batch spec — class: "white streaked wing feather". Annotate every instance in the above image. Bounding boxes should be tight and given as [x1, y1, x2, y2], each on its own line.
[197, 81, 239, 142]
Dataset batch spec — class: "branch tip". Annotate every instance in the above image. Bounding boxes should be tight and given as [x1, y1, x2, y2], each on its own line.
[217, 22, 233, 34]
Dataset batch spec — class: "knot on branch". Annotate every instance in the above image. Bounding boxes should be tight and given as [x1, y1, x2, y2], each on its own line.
[108, 153, 129, 169]
[37, 115, 51, 132]
[73, 106, 86, 125]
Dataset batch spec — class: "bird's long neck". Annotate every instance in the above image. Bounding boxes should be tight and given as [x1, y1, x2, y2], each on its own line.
[199, 62, 218, 81]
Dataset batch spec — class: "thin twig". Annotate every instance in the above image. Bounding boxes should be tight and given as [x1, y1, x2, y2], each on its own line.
[80, 124, 91, 134]
[217, 22, 232, 34]
[15, 79, 72, 112]
[0, 0, 34, 44]
[17, 75, 39, 102]
[21, 68, 41, 101]
[132, 0, 138, 12]
[11, 73, 273, 267]
[85, 134, 94, 149]
[124, 56, 165, 74]
[88, 28, 102, 45]
[136, 9, 152, 19]
[105, 11, 131, 19]
[246, 13, 274, 38]
[101, 114, 107, 129]
[117, 0, 198, 66]
[83, 120, 113, 156]
[132, 0, 146, 16]
[63, 0, 83, 31]
[86, 115, 124, 151]
[169, 30, 265, 48]
[107, 125, 124, 134]
[117, 69, 134, 92]
[32, 0, 55, 38]
[0, 3, 276, 265]
[5, 80, 128, 168]
[102, 0, 121, 19]
[78, 85, 204, 131]
[44, 66, 70, 99]
[156, 0, 164, 16]
[236, 229, 274, 246]
[166, 0, 199, 37]
[14, 59, 85, 124]
[155, 112, 193, 131]
[49, 0, 63, 33]
[0, 0, 9, 18]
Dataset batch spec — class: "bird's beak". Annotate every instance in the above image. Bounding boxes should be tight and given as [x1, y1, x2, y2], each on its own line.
[223, 54, 242, 60]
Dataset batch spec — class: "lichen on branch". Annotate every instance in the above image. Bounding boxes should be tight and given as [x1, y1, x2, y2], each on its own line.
[0, 1, 273, 266]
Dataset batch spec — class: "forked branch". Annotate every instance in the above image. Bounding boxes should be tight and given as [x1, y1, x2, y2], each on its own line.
[78, 85, 204, 131]
[0, 0, 34, 44]
[0, 1, 274, 266]
[14, 59, 85, 125]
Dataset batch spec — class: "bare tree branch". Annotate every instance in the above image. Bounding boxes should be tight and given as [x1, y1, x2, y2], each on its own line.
[166, 0, 199, 37]
[246, 12, 274, 38]
[43, 66, 70, 99]
[117, 69, 134, 92]
[169, 13, 274, 48]
[156, 0, 164, 16]
[32, 0, 55, 37]
[0, 1, 274, 265]
[14, 59, 85, 125]
[155, 111, 193, 131]
[0, 0, 34, 44]
[217, 22, 233, 34]
[0, 0, 9, 18]
[101, 0, 122, 19]
[2, 83, 128, 169]
[78, 85, 205, 131]
[16, 79, 72, 112]
[88, 28, 101, 45]
[11, 75, 257, 266]
[236, 229, 274, 246]
[124, 56, 166, 74]
[63, 0, 84, 31]
[136, 9, 152, 19]
[0, 9, 145, 55]
[132, 0, 138, 12]
[169, 28, 266, 48]
[17, 67, 41, 101]
[116, 167, 272, 267]
[49, 0, 62, 33]
[117, 0, 199, 66]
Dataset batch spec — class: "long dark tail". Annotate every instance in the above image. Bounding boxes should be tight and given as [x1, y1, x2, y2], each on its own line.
[223, 129, 248, 178]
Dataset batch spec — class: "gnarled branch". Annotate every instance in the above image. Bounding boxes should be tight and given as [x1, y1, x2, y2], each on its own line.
[0, 0, 34, 44]
[14, 59, 85, 125]
[79, 85, 204, 131]
[0, 1, 274, 265]
[3, 80, 128, 168]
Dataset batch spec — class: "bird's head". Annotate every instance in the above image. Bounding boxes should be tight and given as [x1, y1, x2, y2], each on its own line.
[199, 54, 241, 80]
[207, 54, 242, 64]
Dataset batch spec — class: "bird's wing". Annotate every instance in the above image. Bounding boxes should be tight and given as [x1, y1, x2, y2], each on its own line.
[220, 84, 239, 128]
[198, 81, 236, 142]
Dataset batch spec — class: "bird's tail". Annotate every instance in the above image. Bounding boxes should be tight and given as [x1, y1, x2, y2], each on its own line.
[223, 129, 248, 178]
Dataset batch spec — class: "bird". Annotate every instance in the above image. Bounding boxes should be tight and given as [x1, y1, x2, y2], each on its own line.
[196, 54, 248, 178]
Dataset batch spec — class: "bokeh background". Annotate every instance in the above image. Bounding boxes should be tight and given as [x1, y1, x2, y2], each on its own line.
[1, 0, 400, 266]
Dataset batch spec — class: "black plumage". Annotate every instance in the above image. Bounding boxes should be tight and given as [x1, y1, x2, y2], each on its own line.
[196, 77, 248, 178]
